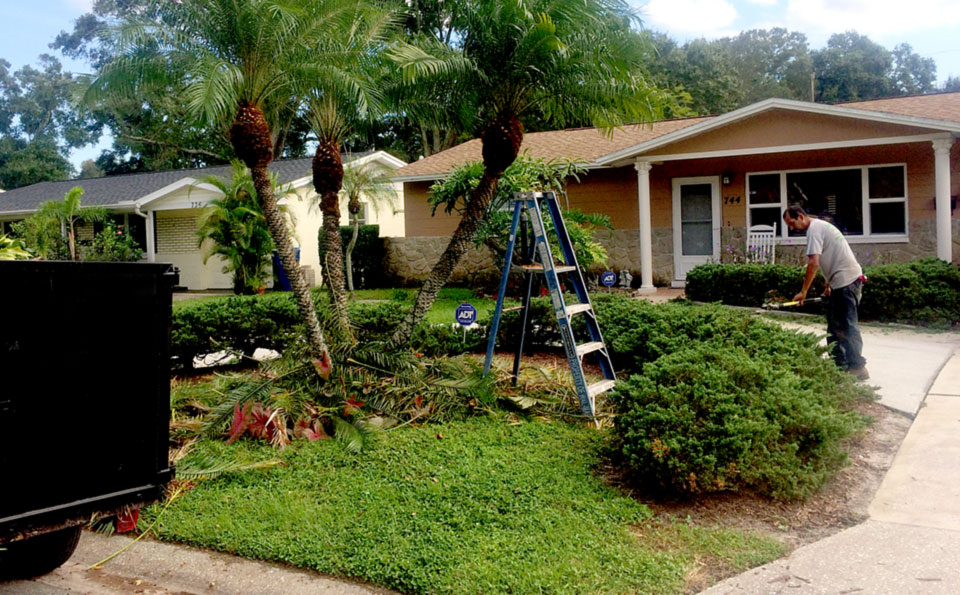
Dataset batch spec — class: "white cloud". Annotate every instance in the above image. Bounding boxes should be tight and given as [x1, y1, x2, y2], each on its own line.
[640, 0, 738, 36]
[745, 0, 779, 5]
[785, 0, 960, 40]
[63, 0, 94, 12]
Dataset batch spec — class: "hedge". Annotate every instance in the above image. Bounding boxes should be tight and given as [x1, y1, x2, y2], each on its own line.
[685, 258, 960, 325]
[318, 224, 389, 289]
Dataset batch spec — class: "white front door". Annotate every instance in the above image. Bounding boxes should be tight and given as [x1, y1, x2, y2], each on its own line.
[672, 176, 721, 286]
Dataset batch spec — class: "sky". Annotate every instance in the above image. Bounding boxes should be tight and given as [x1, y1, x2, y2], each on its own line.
[2, 0, 960, 170]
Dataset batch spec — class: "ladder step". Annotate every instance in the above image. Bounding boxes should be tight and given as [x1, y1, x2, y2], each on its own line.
[587, 379, 616, 398]
[575, 341, 605, 358]
[565, 303, 592, 316]
[512, 264, 576, 275]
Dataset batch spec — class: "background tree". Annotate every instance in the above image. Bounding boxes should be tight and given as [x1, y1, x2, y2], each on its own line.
[812, 32, 894, 103]
[388, 0, 664, 346]
[643, 34, 743, 116]
[338, 162, 397, 295]
[36, 186, 108, 261]
[0, 56, 100, 188]
[720, 28, 813, 104]
[196, 162, 284, 295]
[890, 43, 938, 96]
[87, 0, 352, 374]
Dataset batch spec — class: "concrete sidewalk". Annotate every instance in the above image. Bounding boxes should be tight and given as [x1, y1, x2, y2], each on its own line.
[701, 332, 960, 595]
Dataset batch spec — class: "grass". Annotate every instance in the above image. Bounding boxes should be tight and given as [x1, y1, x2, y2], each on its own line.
[148, 417, 785, 594]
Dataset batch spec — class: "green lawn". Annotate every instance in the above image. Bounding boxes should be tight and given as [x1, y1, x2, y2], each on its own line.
[148, 418, 784, 594]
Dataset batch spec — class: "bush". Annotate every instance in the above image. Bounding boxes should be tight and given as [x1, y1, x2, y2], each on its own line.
[685, 259, 960, 325]
[318, 224, 388, 289]
[596, 296, 873, 500]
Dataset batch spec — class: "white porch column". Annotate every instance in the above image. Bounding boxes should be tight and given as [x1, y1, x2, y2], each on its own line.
[932, 137, 954, 262]
[145, 210, 156, 263]
[634, 160, 656, 293]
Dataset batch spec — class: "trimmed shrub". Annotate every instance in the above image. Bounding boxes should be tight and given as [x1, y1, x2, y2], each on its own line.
[685, 259, 960, 325]
[598, 296, 873, 499]
[318, 224, 388, 289]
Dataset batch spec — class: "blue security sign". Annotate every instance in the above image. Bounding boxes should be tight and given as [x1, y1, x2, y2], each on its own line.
[600, 270, 617, 287]
[455, 302, 477, 326]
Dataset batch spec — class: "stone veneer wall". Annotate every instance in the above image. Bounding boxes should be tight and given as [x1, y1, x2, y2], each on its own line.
[384, 219, 958, 287]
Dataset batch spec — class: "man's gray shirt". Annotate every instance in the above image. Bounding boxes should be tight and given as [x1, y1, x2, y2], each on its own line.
[805, 218, 862, 289]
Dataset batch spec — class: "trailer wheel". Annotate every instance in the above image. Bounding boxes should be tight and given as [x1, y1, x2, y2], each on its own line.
[0, 526, 83, 579]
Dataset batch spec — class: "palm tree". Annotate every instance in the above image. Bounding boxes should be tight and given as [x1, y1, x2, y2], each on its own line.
[387, 0, 664, 346]
[306, 2, 396, 337]
[196, 161, 292, 295]
[37, 187, 108, 261]
[86, 0, 361, 376]
[339, 162, 397, 296]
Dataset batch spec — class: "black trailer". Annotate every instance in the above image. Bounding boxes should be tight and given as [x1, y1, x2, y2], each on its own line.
[0, 261, 176, 578]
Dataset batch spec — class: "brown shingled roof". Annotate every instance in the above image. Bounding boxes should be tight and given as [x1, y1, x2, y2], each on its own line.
[841, 91, 960, 124]
[393, 117, 710, 178]
[394, 92, 960, 179]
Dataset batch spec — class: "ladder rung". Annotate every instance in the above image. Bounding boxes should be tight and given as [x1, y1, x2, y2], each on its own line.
[587, 379, 616, 398]
[565, 303, 592, 316]
[511, 264, 576, 275]
[575, 341, 605, 358]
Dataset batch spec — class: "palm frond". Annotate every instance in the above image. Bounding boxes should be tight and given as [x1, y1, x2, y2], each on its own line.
[176, 452, 283, 480]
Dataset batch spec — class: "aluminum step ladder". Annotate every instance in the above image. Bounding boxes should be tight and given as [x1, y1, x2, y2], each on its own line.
[482, 191, 616, 418]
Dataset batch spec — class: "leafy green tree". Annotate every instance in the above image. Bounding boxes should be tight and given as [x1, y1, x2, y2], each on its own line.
[8, 213, 69, 260]
[339, 162, 397, 295]
[36, 187, 108, 261]
[0, 56, 100, 188]
[944, 76, 960, 93]
[86, 0, 348, 373]
[720, 28, 813, 104]
[195, 161, 286, 295]
[813, 32, 893, 103]
[642, 32, 742, 116]
[387, 0, 663, 345]
[890, 43, 938, 96]
[306, 1, 396, 337]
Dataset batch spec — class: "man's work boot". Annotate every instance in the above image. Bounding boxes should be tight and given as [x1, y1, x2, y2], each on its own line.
[848, 366, 870, 381]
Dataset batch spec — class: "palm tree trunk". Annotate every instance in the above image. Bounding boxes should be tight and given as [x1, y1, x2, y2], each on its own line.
[312, 140, 352, 340]
[346, 218, 359, 296]
[67, 227, 77, 261]
[389, 171, 501, 346]
[250, 166, 331, 374]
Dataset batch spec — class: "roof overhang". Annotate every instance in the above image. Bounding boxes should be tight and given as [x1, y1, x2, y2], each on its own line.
[597, 98, 960, 167]
[290, 150, 409, 189]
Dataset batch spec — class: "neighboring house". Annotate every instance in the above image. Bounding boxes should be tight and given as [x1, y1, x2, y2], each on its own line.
[0, 151, 407, 290]
[391, 93, 960, 289]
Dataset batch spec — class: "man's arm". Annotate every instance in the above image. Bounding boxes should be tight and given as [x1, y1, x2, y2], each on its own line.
[793, 254, 820, 304]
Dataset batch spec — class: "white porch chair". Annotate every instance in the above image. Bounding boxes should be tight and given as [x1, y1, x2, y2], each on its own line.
[746, 224, 776, 264]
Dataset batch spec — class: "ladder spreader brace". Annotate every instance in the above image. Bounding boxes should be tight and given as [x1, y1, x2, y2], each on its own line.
[482, 192, 616, 418]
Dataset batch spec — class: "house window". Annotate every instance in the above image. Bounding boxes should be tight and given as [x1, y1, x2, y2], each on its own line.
[747, 164, 907, 240]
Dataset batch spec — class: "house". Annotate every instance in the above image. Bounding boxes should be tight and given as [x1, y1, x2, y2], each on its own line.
[390, 93, 960, 290]
[0, 151, 407, 290]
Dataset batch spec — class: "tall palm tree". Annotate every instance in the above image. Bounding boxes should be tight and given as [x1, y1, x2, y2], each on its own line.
[86, 0, 360, 376]
[387, 0, 664, 346]
[37, 187, 108, 261]
[339, 162, 397, 295]
[306, 2, 396, 337]
[195, 161, 293, 295]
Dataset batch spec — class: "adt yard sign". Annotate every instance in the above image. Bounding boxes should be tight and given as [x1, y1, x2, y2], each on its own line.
[455, 302, 477, 326]
[600, 270, 617, 287]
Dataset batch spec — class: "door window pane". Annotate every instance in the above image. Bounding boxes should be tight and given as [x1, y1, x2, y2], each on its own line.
[748, 173, 780, 204]
[869, 166, 905, 199]
[682, 222, 713, 255]
[680, 184, 713, 220]
[870, 202, 906, 234]
[786, 169, 863, 236]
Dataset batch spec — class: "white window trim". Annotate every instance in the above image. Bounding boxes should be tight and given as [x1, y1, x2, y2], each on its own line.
[746, 162, 909, 244]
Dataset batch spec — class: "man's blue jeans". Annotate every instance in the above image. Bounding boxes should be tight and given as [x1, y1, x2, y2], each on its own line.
[827, 279, 866, 369]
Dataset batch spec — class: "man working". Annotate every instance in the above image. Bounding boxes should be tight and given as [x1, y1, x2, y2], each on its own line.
[783, 206, 869, 380]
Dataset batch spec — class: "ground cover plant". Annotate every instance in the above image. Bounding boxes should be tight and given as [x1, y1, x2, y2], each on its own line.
[151, 415, 785, 594]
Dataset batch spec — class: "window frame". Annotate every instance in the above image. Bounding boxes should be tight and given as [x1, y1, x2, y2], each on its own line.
[746, 163, 909, 244]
